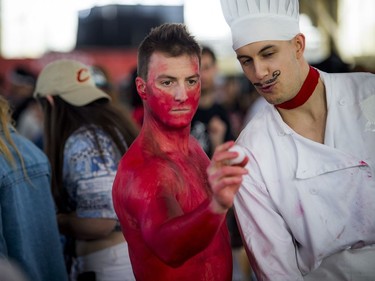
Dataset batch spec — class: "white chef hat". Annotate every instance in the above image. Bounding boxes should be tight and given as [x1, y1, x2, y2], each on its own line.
[220, 0, 300, 50]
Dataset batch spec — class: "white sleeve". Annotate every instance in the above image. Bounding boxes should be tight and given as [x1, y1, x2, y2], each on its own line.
[234, 166, 304, 281]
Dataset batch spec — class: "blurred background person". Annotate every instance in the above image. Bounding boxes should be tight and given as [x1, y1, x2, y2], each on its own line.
[34, 59, 139, 281]
[1, 66, 44, 149]
[3, 66, 36, 125]
[91, 64, 142, 131]
[219, 74, 258, 138]
[90, 64, 119, 102]
[190, 45, 252, 281]
[119, 66, 144, 128]
[191, 45, 234, 158]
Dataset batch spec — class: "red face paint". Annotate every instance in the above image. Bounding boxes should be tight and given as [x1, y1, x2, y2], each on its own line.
[146, 85, 200, 128]
[145, 53, 200, 129]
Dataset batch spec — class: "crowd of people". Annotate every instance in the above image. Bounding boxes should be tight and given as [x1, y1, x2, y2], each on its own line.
[0, 0, 374, 280]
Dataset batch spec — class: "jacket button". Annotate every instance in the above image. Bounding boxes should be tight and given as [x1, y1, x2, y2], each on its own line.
[310, 188, 318, 195]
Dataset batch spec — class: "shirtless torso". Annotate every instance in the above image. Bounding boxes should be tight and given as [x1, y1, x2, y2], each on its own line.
[113, 135, 232, 280]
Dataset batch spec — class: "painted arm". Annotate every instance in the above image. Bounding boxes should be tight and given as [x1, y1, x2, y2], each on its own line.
[139, 187, 226, 267]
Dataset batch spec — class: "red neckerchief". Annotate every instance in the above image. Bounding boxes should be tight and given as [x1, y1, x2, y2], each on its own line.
[275, 66, 320, 110]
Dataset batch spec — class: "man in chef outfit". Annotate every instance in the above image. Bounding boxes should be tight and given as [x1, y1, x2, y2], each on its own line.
[216, 0, 375, 280]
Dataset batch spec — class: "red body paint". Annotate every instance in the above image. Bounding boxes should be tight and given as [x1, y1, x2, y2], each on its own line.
[112, 53, 232, 280]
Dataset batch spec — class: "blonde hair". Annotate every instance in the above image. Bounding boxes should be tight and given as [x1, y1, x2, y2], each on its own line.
[0, 96, 26, 169]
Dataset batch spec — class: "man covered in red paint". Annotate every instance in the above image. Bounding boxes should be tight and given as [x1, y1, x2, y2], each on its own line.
[112, 23, 248, 281]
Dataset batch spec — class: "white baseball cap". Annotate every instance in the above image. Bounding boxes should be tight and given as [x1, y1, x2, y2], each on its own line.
[220, 0, 300, 50]
[34, 59, 111, 106]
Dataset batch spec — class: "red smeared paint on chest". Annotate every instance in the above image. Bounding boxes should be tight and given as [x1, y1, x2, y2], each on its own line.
[173, 157, 210, 211]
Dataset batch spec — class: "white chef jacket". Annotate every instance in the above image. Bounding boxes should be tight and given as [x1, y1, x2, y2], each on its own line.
[235, 70, 375, 281]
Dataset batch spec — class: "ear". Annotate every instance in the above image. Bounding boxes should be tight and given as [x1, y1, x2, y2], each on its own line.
[293, 33, 306, 59]
[135, 77, 147, 100]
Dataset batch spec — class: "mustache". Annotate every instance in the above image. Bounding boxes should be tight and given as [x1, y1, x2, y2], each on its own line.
[253, 70, 281, 87]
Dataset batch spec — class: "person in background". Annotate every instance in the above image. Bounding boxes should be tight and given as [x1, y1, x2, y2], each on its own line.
[191, 45, 234, 158]
[34, 59, 139, 281]
[91, 64, 142, 132]
[219, 0, 375, 280]
[120, 67, 144, 128]
[2, 66, 44, 149]
[112, 23, 248, 281]
[191, 46, 250, 280]
[219, 74, 252, 138]
[0, 95, 68, 281]
[90, 64, 119, 102]
[3, 66, 36, 125]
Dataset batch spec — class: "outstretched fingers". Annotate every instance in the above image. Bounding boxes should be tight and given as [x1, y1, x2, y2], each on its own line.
[207, 141, 249, 213]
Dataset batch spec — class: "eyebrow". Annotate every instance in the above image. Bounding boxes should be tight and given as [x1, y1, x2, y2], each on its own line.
[186, 74, 200, 80]
[237, 44, 276, 60]
[156, 74, 200, 80]
[259, 44, 275, 53]
[156, 74, 176, 80]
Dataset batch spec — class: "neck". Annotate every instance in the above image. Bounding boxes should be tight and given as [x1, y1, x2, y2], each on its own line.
[276, 66, 320, 110]
[141, 118, 191, 153]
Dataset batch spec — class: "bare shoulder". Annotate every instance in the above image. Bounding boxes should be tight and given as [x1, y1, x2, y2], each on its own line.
[119, 148, 180, 196]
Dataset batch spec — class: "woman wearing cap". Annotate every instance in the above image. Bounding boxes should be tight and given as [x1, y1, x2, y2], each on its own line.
[34, 59, 139, 281]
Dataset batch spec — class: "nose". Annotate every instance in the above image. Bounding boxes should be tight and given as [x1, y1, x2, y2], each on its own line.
[174, 85, 188, 102]
[253, 59, 268, 81]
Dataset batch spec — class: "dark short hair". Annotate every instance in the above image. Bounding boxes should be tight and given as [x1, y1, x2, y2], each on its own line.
[137, 23, 201, 80]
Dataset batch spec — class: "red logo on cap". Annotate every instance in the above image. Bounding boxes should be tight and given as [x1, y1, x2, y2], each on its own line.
[77, 68, 90, 83]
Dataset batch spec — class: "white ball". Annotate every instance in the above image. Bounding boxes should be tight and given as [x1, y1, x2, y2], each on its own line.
[228, 144, 246, 165]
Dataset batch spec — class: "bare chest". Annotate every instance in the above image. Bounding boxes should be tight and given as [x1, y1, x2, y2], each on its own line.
[172, 159, 210, 209]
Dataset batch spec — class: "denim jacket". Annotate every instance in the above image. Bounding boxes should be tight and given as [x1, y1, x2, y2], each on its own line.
[0, 127, 68, 281]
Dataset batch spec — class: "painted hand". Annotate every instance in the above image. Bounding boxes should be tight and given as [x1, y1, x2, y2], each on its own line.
[207, 141, 249, 214]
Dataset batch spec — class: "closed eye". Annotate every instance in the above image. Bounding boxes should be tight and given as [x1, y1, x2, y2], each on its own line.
[238, 57, 252, 67]
[262, 52, 274, 58]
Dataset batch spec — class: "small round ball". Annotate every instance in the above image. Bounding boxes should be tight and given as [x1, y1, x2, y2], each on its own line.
[228, 144, 246, 165]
